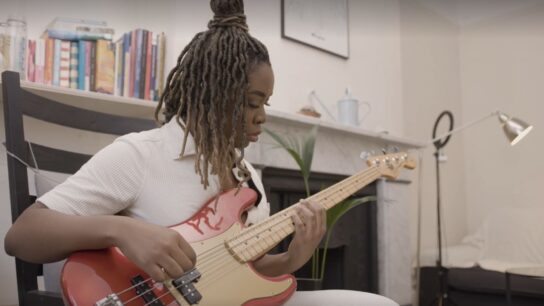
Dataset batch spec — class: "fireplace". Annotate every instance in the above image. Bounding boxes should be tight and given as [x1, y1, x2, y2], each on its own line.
[261, 167, 378, 293]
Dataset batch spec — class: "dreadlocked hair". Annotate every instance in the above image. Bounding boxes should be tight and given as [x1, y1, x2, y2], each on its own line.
[154, 0, 270, 190]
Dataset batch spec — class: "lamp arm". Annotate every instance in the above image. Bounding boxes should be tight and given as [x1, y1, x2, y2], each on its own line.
[426, 110, 499, 146]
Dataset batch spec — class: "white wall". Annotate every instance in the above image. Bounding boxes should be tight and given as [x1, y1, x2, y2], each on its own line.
[459, 3, 544, 233]
[0, 1, 406, 304]
[400, 0, 467, 256]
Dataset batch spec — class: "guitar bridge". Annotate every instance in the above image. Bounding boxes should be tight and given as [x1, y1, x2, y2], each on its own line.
[94, 294, 123, 306]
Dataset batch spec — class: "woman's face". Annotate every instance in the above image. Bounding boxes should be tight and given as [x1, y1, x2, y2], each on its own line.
[234, 62, 274, 148]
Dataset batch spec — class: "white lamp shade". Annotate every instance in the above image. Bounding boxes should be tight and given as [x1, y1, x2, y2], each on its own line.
[498, 113, 533, 146]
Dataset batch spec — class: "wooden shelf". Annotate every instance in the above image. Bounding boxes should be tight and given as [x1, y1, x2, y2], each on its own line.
[0, 80, 425, 148]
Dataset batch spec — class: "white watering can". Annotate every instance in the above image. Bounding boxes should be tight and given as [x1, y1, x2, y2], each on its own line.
[309, 88, 371, 127]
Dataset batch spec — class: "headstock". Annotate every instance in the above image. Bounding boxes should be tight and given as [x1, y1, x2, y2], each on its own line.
[365, 152, 416, 179]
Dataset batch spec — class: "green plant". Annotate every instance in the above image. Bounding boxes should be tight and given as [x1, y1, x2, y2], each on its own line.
[264, 126, 376, 280]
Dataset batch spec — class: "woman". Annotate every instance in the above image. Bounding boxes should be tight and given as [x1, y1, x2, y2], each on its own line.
[5, 0, 397, 305]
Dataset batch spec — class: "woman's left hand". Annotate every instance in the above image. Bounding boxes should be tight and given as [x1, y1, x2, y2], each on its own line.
[285, 199, 327, 272]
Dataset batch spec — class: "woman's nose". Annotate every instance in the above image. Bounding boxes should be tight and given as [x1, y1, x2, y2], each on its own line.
[255, 108, 266, 124]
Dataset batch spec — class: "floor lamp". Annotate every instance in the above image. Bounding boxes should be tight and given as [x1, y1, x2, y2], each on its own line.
[426, 110, 533, 306]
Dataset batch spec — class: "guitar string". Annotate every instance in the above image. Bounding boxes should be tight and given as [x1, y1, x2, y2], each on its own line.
[118, 168, 381, 305]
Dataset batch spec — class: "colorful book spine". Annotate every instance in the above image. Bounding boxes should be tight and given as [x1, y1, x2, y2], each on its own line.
[144, 30, 152, 100]
[84, 41, 91, 91]
[26, 40, 36, 82]
[43, 37, 54, 85]
[77, 40, 86, 90]
[150, 34, 157, 101]
[157, 32, 166, 100]
[114, 37, 123, 96]
[122, 32, 131, 97]
[52, 39, 61, 86]
[59, 40, 71, 88]
[90, 41, 96, 91]
[34, 38, 45, 84]
[129, 30, 137, 97]
[69, 41, 79, 89]
[134, 29, 143, 98]
[95, 40, 115, 94]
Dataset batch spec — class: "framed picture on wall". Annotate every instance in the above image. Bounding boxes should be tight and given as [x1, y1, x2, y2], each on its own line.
[281, 0, 349, 59]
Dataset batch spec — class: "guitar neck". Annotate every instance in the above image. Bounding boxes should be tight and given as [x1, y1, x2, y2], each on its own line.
[226, 166, 381, 262]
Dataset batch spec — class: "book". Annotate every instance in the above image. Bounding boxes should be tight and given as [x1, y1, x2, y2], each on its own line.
[134, 29, 142, 98]
[47, 17, 108, 30]
[141, 31, 153, 100]
[69, 41, 79, 89]
[43, 36, 54, 85]
[122, 32, 131, 97]
[129, 30, 137, 97]
[45, 29, 114, 41]
[35, 39, 45, 84]
[95, 40, 115, 94]
[84, 41, 91, 91]
[77, 40, 86, 89]
[157, 32, 166, 100]
[150, 34, 157, 101]
[114, 37, 123, 96]
[46, 17, 114, 40]
[52, 39, 61, 86]
[90, 41, 96, 91]
[59, 40, 71, 88]
[26, 40, 36, 82]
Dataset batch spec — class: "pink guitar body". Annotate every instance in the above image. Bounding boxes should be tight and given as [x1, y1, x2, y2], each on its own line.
[61, 188, 296, 306]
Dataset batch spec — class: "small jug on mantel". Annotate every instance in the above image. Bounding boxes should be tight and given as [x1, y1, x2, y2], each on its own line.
[337, 88, 371, 127]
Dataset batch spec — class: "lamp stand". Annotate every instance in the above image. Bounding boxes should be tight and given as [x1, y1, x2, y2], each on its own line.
[428, 111, 457, 306]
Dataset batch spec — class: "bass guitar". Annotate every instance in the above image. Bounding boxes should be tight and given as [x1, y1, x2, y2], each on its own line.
[61, 152, 415, 305]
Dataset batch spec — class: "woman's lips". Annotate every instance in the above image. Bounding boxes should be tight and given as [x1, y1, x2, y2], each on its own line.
[248, 133, 260, 142]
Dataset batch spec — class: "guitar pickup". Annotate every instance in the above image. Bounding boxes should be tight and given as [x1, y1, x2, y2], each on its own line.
[131, 275, 164, 306]
[172, 268, 202, 305]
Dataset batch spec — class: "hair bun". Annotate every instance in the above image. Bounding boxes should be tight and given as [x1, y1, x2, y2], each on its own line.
[208, 0, 248, 31]
[210, 0, 244, 17]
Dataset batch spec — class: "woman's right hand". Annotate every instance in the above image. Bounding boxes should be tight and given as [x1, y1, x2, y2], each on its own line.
[113, 217, 196, 282]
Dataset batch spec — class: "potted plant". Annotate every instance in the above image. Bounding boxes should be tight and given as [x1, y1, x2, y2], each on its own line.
[264, 126, 376, 290]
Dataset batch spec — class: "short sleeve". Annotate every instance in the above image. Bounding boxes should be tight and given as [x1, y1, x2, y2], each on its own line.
[38, 137, 149, 216]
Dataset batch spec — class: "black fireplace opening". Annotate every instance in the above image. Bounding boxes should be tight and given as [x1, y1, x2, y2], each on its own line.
[261, 167, 378, 293]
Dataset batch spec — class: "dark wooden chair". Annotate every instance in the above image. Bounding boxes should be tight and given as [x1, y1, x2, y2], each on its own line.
[2, 70, 156, 305]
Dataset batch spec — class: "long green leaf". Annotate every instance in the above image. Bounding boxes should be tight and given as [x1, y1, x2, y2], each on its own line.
[301, 126, 318, 178]
[264, 128, 293, 152]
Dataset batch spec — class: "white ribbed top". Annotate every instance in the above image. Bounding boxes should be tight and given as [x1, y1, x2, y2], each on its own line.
[38, 118, 270, 227]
